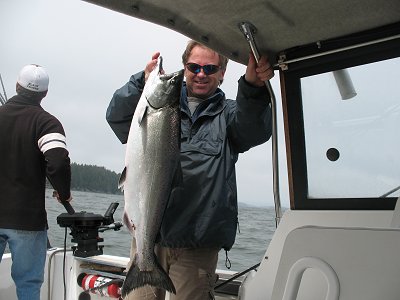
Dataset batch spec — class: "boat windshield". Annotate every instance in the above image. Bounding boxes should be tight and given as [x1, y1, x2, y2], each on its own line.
[282, 31, 399, 210]
[302, 57, 400, 199]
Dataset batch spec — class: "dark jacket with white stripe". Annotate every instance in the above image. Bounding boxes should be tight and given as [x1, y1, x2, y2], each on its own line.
[0, 94, 71, 231]
[107, 71, 272, 251]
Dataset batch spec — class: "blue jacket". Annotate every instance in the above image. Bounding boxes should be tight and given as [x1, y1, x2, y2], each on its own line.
[106, 71, 272, 250]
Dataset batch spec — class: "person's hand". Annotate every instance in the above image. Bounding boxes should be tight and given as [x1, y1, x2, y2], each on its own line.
[52, 190, 72, 203]
[144, 52, 163, 82]
[244, 54, 274, 87]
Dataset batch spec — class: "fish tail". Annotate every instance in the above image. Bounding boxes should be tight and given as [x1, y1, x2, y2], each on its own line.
[121, 255, 176, 297]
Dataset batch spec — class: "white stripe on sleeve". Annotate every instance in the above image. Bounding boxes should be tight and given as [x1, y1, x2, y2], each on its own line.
[38, 133, 67, 153]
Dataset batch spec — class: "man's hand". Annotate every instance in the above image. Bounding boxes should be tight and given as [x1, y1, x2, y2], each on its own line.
[52, 190, 72, 203]
[144, 52, 163, 83]
[245, 54, 274, 87]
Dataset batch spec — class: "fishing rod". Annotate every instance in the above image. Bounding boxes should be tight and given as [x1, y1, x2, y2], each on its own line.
[0, 73, 7, 104]
[214, 262, 260, 291]
[239, 22, 282, 227]
[380, 185, 400, 198]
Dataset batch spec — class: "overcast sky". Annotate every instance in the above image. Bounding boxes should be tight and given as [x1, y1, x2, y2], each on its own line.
[1, 0, 289, 207]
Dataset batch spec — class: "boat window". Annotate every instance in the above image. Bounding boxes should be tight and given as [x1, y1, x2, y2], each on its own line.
[301, 57, 400, 199]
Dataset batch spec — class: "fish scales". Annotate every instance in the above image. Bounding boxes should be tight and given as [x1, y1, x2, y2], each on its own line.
[120, 57, 183, 297]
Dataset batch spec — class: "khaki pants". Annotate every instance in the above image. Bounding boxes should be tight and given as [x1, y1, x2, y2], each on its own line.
[124, 239, 220, 300]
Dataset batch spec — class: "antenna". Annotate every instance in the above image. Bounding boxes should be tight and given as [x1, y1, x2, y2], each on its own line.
[0, 73, 8, 105]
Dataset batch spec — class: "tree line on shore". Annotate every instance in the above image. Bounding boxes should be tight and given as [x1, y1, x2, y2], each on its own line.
[69, 162, 122, 195]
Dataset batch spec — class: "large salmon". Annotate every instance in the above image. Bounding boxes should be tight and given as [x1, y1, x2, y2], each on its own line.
[119, 57, 183, 297]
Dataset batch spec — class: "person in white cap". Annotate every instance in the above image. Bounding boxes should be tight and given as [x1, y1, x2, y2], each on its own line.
[0, 64, 72, 300]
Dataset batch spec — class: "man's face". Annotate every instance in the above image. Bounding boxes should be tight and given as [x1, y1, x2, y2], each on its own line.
[184, 46, 225, 99]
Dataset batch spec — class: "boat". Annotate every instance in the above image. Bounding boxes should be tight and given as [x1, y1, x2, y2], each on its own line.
[1, 0, 400, 299]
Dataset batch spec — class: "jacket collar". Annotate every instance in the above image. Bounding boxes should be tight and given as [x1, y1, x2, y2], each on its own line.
[180, 83, 226, 120]
[8, 94, 42, 107]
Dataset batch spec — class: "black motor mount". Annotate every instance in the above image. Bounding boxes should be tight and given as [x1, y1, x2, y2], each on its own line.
[57, 202, 122, 257]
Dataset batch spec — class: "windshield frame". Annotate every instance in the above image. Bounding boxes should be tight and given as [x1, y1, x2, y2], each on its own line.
[280, 24, 400, 210]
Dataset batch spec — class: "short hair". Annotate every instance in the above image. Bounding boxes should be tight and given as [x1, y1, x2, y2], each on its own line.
[181, 40, 229, 73]
[16, 83, 47, 101]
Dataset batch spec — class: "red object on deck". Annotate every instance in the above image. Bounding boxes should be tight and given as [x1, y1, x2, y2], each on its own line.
[79, 273, 121, 298]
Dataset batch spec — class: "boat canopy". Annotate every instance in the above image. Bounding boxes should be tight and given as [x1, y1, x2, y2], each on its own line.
[83, 0, 399, 65]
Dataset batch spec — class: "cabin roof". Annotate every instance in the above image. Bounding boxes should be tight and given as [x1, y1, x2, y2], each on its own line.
[84, 0, 400, 65]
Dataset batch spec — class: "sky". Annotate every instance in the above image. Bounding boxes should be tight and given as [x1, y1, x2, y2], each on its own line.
[0, 0, 289, 207]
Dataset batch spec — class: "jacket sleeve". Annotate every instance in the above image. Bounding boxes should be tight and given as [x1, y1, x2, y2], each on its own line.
[45, 148, 71, 201]
[106, 71, 145, 144]
[226, 75, 273, 153]
[38, 116, 71, 201]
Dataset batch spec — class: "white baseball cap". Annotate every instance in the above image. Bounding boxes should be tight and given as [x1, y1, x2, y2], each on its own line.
[17, 64, 49, 92]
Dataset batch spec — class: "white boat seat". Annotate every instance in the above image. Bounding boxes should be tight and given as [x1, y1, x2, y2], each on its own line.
[271, 226, 400, 300]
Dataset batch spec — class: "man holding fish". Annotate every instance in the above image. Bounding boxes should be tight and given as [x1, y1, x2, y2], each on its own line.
[106, 40, 274, 299]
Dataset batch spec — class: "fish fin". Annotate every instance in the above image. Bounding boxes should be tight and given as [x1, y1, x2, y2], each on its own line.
[118, 167, 126, 190]
[137, 103, 148, 126]
[121, 253, 176, 297]
[123, 211, 135, 235]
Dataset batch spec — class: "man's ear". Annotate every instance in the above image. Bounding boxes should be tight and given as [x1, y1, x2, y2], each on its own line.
[219, 70, 226, 85]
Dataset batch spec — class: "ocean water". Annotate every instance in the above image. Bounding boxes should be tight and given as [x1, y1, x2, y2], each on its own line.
[45, 189, 277, 272]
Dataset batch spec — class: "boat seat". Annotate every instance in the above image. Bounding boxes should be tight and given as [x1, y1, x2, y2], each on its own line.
[271, 226, 400, 300]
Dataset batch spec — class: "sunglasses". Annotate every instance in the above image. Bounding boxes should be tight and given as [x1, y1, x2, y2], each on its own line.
[186, 63, 221, 75]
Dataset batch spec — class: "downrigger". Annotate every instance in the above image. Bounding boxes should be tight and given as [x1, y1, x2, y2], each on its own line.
[56, 201, 123, 257]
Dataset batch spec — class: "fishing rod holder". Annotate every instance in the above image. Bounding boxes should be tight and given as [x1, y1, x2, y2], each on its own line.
[57, 202, 122, 257]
